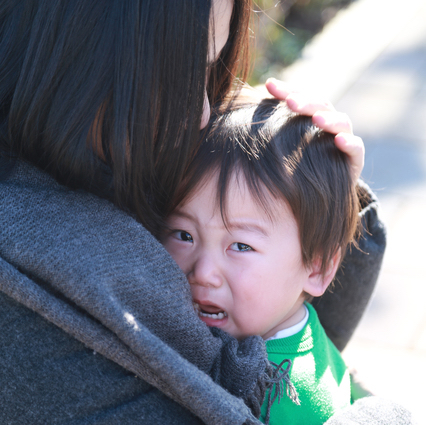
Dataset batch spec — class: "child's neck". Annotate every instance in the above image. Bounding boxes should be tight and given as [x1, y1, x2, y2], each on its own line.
[263, 301, 308, 340]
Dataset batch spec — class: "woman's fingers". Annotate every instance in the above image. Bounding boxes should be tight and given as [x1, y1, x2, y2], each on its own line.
[285, 93, 335, 115]
[334, 133, 365, 181]
[312, 110, 363, 180]
[312, 110, 353, 135]
[265, 78, 335, 114]
[266, 77, 365, 180]
[265, 78, 294, 100]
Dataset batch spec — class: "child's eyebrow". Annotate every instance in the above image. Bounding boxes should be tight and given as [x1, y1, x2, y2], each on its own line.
[168, 210, 194, 221]
[226, 222, 269, 238]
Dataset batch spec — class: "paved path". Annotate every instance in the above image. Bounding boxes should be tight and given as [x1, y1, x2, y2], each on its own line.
[276, 0, 426, 421]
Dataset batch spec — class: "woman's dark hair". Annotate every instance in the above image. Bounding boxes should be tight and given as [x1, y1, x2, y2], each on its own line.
[173, 98, 360, 276]
[0, 0, 252, 233]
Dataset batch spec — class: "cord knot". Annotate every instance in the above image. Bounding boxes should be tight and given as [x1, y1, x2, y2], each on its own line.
[264, 359, 300, 424]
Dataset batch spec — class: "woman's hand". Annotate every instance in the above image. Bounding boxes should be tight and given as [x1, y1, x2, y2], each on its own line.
[265, 78, 365, 182]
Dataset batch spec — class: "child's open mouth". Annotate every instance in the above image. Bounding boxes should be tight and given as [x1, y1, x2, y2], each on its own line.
[193, 301, 228, 320]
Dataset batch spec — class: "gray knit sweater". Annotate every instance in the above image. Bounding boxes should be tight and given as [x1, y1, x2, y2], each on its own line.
[0, 160, 414, 424]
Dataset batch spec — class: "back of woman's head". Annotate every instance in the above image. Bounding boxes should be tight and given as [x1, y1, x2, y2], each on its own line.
[0, 0, 251, 233]
[174, 98, 360, 276]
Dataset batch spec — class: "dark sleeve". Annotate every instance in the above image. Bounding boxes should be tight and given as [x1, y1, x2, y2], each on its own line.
[312, 181, 386, 351]
[0, 292, 204, 425]
[0, 162, 265, 425]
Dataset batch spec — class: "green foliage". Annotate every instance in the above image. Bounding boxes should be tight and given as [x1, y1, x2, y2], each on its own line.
[250, 0, 355, 85]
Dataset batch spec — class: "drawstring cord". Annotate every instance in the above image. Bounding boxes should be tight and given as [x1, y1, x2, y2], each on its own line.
[263, 359, 300, 424]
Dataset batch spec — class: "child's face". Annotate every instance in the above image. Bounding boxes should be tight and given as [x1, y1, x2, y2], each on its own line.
[162, 173, 318, 340]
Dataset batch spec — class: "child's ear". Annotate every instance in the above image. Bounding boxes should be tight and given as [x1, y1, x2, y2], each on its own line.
[303, 249, 341, 298]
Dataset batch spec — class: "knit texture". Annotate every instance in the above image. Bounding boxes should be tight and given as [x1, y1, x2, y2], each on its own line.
[324, 396, 417, 425]
[1, 160, 410, 424]
[0, 160, 263, 425]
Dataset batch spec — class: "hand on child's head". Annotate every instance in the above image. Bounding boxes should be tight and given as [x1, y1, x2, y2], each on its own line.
[265, 78, 365, 182]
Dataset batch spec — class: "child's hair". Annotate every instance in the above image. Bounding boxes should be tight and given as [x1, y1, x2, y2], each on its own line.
[172, 98, 360, 277]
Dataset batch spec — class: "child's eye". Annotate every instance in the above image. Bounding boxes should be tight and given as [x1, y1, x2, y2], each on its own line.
[230, 242, 253, 252]
[174, 231, 194, 243]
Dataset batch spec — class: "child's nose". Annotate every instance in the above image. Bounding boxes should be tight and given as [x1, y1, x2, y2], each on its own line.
[187, 254, 223, 288]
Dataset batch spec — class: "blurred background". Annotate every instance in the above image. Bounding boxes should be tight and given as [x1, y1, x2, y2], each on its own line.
[249, 0, 357, 86]
[251, 0, 426, 421]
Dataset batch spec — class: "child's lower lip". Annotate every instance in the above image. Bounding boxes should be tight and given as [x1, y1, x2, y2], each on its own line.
[192, 301, 228, 327]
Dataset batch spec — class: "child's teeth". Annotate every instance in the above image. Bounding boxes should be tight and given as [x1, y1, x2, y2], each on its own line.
[193, 301, 227, 319]
[199, 311, 227, 319]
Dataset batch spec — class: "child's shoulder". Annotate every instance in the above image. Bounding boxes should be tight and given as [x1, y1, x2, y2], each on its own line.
[261, 303, 351, 425]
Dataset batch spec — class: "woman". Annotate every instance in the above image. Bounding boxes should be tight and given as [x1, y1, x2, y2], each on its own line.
[0, 1, 401, 424]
